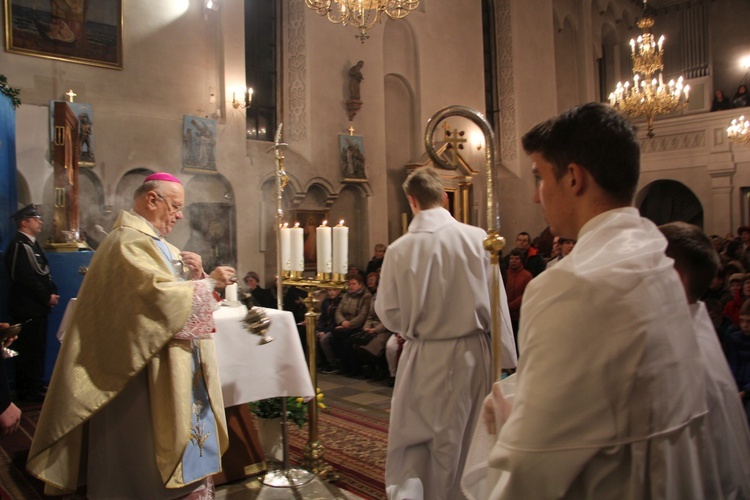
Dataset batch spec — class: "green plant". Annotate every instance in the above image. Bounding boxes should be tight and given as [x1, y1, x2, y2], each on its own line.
[249, 388, 325, 428]
[0, 75, 21, 109]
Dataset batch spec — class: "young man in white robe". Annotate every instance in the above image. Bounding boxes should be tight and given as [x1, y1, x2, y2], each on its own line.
[659, 221, 750, 497]
[376, 166, 517, 500]
[462, 102, 723, 498]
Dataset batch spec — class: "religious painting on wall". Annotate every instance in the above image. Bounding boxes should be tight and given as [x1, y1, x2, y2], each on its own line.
[4, 0, 123, 69]
[49, 100, 95, 166]
[294, 210, 328, 271]
[339, 134, 366, 182]
[182, 115, 217, 174]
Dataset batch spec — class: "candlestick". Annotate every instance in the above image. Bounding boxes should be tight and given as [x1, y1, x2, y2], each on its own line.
[290, 223, 304, 272]
[317, 221, 332, 274]
[280, 223, 291, 271]
[332, 220, 348, 276]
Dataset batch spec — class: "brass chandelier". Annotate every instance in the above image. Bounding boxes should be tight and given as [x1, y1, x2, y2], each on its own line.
[609, 1, 689, 138]
[304, 0, 419, 43]
[728, 116, 750, 145]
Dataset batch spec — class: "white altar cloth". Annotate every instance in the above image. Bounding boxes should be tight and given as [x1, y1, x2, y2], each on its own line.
[56, 300, 314, 407]
[213, 304, 314, 406]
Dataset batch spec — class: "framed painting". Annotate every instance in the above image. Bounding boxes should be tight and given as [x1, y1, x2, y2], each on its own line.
[4, 0, 123, 69]
[49, 100, 95, 166]
[339, 134, 366, 182]
[182, 115, 217, 174]
[294, 210, 328, 271]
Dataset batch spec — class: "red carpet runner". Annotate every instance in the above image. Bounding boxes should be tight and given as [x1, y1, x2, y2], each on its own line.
[288, 400, 388, 500]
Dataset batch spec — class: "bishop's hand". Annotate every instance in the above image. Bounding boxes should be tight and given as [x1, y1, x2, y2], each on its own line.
[209, 266, 237, 290]
[180, 251, 205, 280]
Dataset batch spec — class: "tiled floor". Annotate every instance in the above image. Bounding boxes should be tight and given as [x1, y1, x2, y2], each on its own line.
[316, 372, 393, 413]
[215, 371, 393, 499]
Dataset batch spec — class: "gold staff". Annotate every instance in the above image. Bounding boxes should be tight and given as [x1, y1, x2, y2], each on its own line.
[424, 106, 506, 379]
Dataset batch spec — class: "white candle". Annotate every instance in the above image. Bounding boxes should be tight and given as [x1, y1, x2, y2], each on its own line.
[332, 220, 349, 275]
[280, 223, 291, 271]
[225, 283, 238, 302]
[317, 221, 332, 273]
[290, 223, 304, 271]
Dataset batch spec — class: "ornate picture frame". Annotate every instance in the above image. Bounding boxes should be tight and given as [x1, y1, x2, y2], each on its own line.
[4, 0, 123, 69]
[339, 134, 366, 182]
[293, 210, 329, 271]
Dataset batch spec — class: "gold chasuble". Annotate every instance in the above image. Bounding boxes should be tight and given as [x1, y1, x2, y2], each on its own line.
[26, 210, 229, 494]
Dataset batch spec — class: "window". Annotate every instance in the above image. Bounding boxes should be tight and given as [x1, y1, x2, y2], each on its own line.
[245, 0, 278, 142]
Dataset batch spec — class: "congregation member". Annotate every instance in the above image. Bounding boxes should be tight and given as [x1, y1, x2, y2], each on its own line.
[545, 237, 575, 269]
[241, 270, 275, 309]
[4, 204, 59, 402]
[463, 103, 724, 498]
[376, 166, 516, 500]
[726, 300, 750, 425]
[724, 273, 750, 325]
[27, 173, 237, 498]
[365, 243, 386, 276]
[504, 248, 532, 342]
[501, 231, 545, 277]
[329, 274, 372, 376]
[316, 287, 342, 372]
[659, 221, 750, 496]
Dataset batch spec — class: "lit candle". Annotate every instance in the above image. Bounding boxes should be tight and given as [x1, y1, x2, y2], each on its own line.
[290, 223, 304, 272]
[332, 220, 349, 276]
[280, 223, 291, 271]
[317, 220, 332, 273]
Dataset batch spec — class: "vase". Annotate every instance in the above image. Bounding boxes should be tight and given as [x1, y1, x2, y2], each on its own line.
[255, 417, 283, 462]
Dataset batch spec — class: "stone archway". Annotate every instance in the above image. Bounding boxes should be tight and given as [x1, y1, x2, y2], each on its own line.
[636, 180, 703, 228]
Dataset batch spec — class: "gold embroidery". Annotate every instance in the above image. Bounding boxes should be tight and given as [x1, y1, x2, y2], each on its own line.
[189, 401, 210, 457]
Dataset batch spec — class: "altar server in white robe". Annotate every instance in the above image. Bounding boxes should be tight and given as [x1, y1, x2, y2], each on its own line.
[659, 221, 750, 498]
[462, 102, 722, 499]
[376, 166, 517, 500]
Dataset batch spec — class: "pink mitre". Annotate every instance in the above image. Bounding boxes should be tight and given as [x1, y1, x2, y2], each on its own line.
[144, 172, 182, 184]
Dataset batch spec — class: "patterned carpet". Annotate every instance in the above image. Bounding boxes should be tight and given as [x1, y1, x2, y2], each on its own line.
[288, 398, 389, 500]
[0, 392, 390, 499]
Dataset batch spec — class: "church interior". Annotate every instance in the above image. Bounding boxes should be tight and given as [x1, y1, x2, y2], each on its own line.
[1, 0, 750, 497]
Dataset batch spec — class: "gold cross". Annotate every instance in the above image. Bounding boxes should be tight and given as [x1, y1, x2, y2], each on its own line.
[348, 126, 355, 136]
[443, 127, 466, 167]
[65, 89, 77, 102]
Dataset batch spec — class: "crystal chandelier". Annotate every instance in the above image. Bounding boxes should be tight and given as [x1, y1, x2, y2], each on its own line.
[728, 116, 750, 145]
[304, 0, 419, 43]
[609, 1, 689, 138]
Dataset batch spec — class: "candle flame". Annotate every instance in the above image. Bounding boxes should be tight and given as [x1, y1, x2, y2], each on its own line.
[294, 222, 300, 228]
[339, 220, 345, 226]
[282, 222, 288, 228]
[322, 220, 328, 226]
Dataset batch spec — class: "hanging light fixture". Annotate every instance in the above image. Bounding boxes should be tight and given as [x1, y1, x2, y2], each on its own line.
[609, 0, 689, 138]
[304, 0, 419, 43]
[728, 115, 750, 145]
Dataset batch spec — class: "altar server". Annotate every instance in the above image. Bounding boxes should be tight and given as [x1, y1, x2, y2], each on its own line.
[27, 173, 237, 498]
[462, 102, 727, 499]
[376, 166, 516, 500]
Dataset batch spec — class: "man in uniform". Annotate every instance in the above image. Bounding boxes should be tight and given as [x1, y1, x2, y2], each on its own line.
[27, 173, 236, 498]
[376, 166, 516, 499]
[4, 204, 59, 402]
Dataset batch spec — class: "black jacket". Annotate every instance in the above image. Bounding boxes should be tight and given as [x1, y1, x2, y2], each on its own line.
[4, 232, 57, 319]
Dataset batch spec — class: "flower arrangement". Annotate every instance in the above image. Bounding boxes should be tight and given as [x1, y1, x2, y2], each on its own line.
[249, 388, 326, 428]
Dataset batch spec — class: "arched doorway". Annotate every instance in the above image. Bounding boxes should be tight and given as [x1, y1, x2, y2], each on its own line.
[636, 180, 703, 228]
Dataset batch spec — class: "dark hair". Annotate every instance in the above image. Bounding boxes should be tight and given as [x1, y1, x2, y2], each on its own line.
[509, 248, 525, 258]
[522, 102, 640, 204]
[659, 221, 719, 302]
